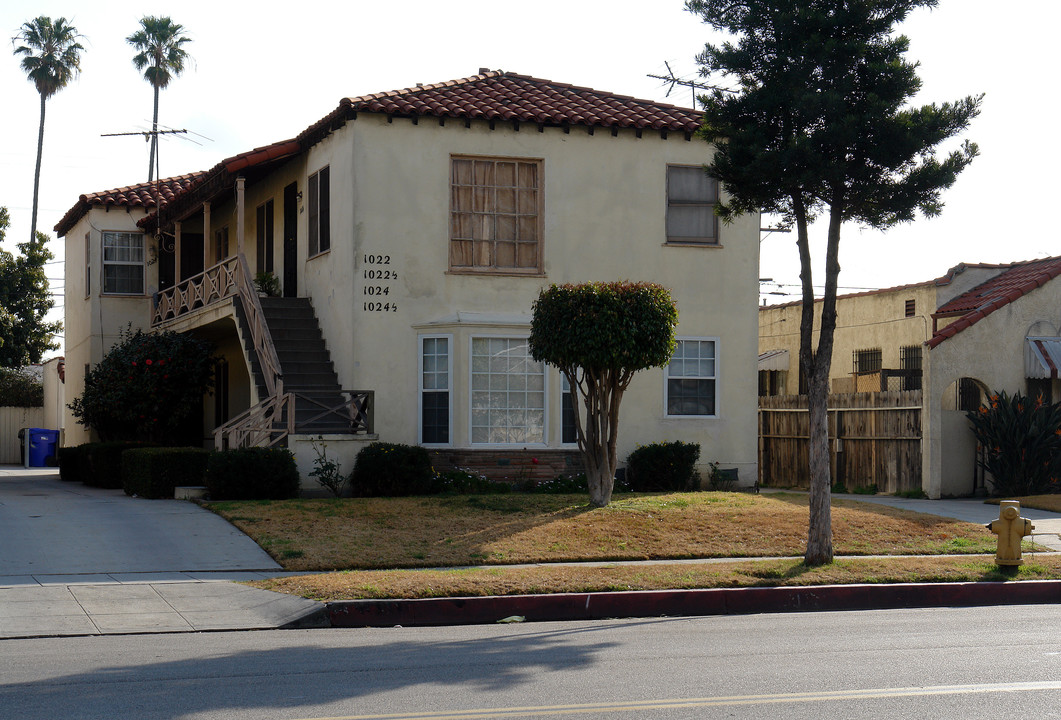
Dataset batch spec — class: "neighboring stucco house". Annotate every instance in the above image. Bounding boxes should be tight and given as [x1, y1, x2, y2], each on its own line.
[758, 255, 1061, 497]
[57, 70, 761, 486]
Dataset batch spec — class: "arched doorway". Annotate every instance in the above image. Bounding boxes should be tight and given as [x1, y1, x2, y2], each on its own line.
[940, 377, 989, 496]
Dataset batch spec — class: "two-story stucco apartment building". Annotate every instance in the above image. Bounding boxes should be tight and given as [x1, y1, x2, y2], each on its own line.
[57, 71, 761, 485]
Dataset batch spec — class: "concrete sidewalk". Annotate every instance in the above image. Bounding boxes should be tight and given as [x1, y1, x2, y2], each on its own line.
[823, 491, 1061, 551]
[3, 467, 1060, 638]
[0, 467, 323, 639]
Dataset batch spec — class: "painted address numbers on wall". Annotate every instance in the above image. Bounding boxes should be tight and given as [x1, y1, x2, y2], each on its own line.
[362, 253, 398, 313]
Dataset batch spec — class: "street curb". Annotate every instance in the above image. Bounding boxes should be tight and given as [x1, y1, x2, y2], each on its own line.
[324, 580, 1061, 627]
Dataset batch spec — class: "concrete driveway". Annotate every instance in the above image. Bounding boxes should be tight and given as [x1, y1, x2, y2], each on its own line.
[0, 467, 321, 639]
[0, 466, 280, 577]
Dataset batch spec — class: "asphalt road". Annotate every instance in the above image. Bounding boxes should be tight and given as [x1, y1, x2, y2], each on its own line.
[4, 604, 1061, 719]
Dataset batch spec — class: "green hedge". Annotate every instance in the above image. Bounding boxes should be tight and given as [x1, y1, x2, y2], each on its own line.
[122, 447, 211, 499]
[79, 442, 154, 489]
[57, 446, 84, 482]
[350, 442, 434, 497]
[625, 441, 701, 492]
[205, 447, 300, 500]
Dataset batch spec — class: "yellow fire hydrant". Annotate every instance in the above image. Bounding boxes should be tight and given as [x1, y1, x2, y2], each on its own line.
[987, 500, 1034, 566]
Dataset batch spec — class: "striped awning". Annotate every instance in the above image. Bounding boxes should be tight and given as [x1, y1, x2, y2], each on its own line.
[1026, 337, 1061, 379]
[758, 349, 789, 372]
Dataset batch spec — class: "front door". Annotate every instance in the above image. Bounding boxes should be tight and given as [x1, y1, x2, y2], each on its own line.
[180, 233, 204, 281]
[283, 182, 298, 297]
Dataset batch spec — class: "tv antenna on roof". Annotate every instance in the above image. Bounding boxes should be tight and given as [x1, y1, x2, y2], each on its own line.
[647, 61, 735, 108]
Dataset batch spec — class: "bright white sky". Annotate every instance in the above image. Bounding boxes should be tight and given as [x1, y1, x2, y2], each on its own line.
[1, 0, 1057, 356]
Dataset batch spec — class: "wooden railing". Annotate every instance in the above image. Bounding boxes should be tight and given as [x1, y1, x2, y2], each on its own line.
[213, 392, 295, 451]
[231, 253, 283, 397]
[152, 257, 238, 326]
[294, 390, 374, 433]
[213, 390, 374, 451]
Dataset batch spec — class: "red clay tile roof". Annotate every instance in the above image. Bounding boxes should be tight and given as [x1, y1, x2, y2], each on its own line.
[65, 71, 703, 235]
[927, 255, 1061, 348]
[54, 173, 206, 237]
[142, 139, 301, 230]
[298, 70, 704, 145]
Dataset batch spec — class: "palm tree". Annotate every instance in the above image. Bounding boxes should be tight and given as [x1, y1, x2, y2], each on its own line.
[127, 16, 191, 182]
[13, 16, 84, 243]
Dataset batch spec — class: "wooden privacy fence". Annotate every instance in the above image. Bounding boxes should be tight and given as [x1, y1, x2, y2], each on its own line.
[759, 390, 922, 493]
[0, 406, 45, 464]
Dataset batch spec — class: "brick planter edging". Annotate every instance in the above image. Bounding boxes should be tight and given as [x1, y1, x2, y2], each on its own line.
[324, 580, 1061, 628]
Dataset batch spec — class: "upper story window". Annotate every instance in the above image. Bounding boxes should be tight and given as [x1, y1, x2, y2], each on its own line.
[904, 299, 916, 317]
[450, 156, 542, 274]
[102, 232, 145, 295]
[853, 348, 882, 374]
[666, 165, 718, 245]
[308, 166, 330, 257]
[665, 338, 717, 417]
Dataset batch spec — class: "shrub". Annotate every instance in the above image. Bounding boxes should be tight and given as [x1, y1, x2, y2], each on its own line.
[57, 445, 84, 482]
[432, 467, 509, 495]
[80, 442, 151, 489]
[69, 327, 215, 444]
[122, 447, 211, 499]
[308, 438, 347, 497]
[708, 462, 739, 491]
[0, 367, 43, 406]
[205, 447, 300, 500]
[625, 441, 701, 492]
[966, 390, 1061, 497]
[350, 442, 434, 497]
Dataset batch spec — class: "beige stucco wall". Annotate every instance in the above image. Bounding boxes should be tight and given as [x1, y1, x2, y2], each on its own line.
[295, 114, 761, 482]
[924, 281, 1061, 497]
[62, 113, 761, 485]
[63, 207, 153, 445]
[758, 283, 937, 391]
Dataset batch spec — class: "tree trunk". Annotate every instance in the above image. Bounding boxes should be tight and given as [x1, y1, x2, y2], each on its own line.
[30, 94, 46, 243]
[570, 368, 626, 507]
[794, 196, 844, 566]
[148, 85, 160, 182]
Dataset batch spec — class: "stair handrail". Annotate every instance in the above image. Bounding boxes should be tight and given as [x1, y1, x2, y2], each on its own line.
[214, 391, 295, 450]
[233, 252, 284, 398]
[292, 390, 374, 434]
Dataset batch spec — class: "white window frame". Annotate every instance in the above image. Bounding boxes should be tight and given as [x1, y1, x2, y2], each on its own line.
[468, 334, 547, 446]
[664, 336, 719, 418]
[101, 231, 145, 296]
[418, 334, 453, 446]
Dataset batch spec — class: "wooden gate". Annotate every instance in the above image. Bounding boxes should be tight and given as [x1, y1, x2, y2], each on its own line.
[759, 391, 922, 493]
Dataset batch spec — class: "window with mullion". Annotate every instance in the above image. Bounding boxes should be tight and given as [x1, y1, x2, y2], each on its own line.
[470, 337, 545, 444]
[450, 156, 541, 273]
[665, 338, 717, 417]
[666, 165, 718, 245]
[420, 336, 451, 444]
[101, 232, 145, 295]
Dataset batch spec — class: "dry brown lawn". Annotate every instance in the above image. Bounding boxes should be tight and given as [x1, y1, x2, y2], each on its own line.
[210, 491, 999, 572]
[252, 554, 1061, 602]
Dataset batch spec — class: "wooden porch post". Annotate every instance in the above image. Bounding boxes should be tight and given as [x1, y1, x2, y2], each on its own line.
[202, 201, 211, 269]
[174, 221, 182, 283]
[236, 177, 246, 255]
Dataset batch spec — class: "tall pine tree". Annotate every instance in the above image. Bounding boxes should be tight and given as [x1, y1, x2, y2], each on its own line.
[686, 0, 981, 564]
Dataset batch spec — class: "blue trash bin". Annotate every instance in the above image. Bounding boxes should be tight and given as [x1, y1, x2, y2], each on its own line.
[27, 428, 59, 467]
